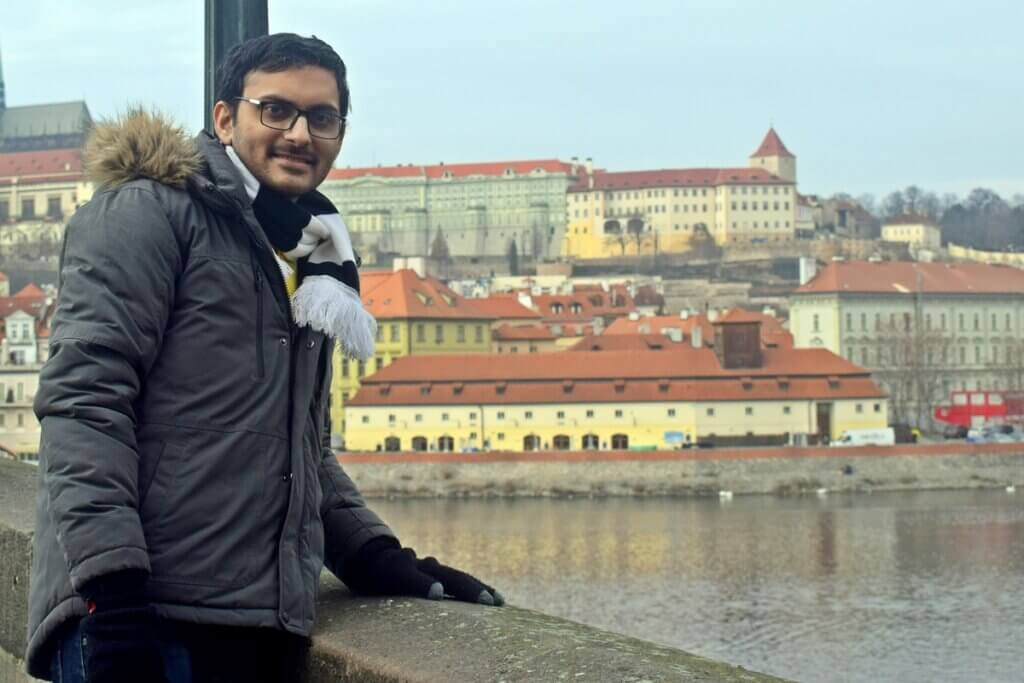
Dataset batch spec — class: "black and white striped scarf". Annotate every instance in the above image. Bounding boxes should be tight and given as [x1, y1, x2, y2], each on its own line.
[225, 145, 376, 360]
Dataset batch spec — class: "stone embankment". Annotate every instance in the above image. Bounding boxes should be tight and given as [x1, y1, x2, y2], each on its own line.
[337, 443, 1024, 499]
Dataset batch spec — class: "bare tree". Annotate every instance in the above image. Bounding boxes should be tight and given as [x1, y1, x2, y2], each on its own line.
[877, 319, 955, 428]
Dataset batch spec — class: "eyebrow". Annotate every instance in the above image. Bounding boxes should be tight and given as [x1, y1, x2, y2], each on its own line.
[256, 94, 341, 114]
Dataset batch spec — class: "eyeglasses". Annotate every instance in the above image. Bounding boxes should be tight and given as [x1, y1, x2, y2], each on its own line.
[233, 97, 346, 140]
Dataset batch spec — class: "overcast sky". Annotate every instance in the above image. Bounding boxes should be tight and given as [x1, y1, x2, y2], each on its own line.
[3, 1, 1021, 198]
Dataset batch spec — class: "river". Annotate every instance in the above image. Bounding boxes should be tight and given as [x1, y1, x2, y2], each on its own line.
[370, 489, 1024, 683]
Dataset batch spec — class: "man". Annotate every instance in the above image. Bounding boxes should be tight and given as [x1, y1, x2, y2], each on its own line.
[27, 33, 502, 683]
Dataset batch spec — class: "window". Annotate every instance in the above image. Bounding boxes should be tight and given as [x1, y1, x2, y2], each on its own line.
[586, 409, 594, 418]
[390, 324, 400, 342]
[416, 324, 425, 342]
[706, 407, 715, 416]
[667, 408, 676, 417]
[361, 415, 369, 424]
[856, 404, 863, 413]
[475, 325, 484, 343]
[874, 403, 881, 413]
[17, 413, 24, 428]
[496, 411, 505, 420]
[415, 414, 422, 422]
[21, 198, 34, 219]
[0, 200, 8, 221]
[974, 314, 980, 331]
[469, 412, 477, 421]
[556, 411, 565, 419]
[745, 407, 753, 416]
[959, 313, 965, 331]
[614, 409, 623, 418]
[783, 406, 791, 415]
[611, 433, 629, 449]
[435, 324, 444, 343]
[47, 196, 62, 218]
[457, 325, 466, 343]
[357, 361, 366, 377]
[525, 411, 533, 419]
[813, 314, 820, 333]
[387, 414, 396, 423]
[845, 313, 852, 330]
[941, 313, 947, 330]
[442, 413, 449, 421]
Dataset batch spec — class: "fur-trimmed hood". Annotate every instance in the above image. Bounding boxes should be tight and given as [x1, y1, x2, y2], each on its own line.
[83, 108, 202, 189]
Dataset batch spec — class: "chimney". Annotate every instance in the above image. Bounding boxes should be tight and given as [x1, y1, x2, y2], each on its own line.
[798, 257, 817, 286]
[680, 310, 689, 320]
[691, 324, 703, 348]
[713, 320, 764, 369]
[585, 157, 593, 175]
[708, 309, 719, 322]
[628, 311, 640, 321]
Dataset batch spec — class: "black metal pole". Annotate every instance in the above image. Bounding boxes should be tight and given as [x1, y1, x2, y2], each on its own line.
[204, 0, 268, 132]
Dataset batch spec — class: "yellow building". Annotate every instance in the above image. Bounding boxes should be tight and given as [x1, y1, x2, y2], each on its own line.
[881, 214, 942, 250]
[0, 147, 94, 225]
[331, 268, 495, 442]
[344, 315, 886, 451]
[562, 129, 798, 259]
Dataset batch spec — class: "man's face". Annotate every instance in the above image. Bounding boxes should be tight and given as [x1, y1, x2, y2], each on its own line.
[213, 65, 344, 197]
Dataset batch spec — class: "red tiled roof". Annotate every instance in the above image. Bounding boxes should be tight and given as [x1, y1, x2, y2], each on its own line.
[569, 167, 789, 193]
[795, 261, 1024, 295]
[715, 309, 767, 324]
[603, 310, 793, 348]
[750, 128, 794, 158]
[363, 347, 867, 384]
[529, 286, 637, 322]
[14, 284, 45, 299]
[493, 324, 556, 341]
[0, 148, 83, 182]
[349, 348, 883, 407]
[468, 294, 542, 321]
[360, 269, 495, 321]
[568, 334, 680, 352]
[329, 159, 573, 181]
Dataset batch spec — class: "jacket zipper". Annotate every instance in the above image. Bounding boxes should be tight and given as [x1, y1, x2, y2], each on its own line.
[253, 258, 265, 379]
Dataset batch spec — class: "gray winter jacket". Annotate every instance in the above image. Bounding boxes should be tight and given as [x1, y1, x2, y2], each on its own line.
[26, 111, 395, 679]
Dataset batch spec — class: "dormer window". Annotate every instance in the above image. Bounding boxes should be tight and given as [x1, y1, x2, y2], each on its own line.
[614, 380, 626, 394]
[419, 384, 432, 396]
[378, 384, 391, 396]
[551, 302, 564, 314]
[570, 302, 582, 315]
[562, 380, 574, 394]
[495, 382, 507, 395]
[453, 383, 464, 395]
[741, 377, 753, 391]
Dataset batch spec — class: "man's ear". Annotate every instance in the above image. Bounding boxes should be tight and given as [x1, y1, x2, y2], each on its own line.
[212, 101, 234, 144]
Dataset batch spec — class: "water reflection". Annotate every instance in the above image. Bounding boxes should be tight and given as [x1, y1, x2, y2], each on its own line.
[372, 491, 1024, 683]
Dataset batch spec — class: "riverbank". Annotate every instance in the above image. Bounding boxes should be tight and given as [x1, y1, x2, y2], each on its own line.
[337, 443, 1024, 498]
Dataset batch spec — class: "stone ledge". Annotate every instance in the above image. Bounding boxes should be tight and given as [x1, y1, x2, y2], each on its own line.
[0, 459, 786, 682]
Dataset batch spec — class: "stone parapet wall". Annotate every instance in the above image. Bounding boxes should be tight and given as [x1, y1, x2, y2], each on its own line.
[0, 459, 785, 682]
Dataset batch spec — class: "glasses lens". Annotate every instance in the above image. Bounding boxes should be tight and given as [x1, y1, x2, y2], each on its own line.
[307, 111, 345, 140]
[260, 102, 299, 130]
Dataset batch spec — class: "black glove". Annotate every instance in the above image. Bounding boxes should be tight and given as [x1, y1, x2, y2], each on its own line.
[79, 570, 167, 683]
[342, 537, 505, 606]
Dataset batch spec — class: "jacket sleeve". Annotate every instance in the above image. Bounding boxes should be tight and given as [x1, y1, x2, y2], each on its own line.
[318, 355, 397, 579]
[34, 185, 182, 591]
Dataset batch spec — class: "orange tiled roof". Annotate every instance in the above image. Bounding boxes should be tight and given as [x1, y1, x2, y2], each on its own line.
[349, 348, 883, 407]
[493, 324, 556, 341]
[569, 167, 789, 193]
[468, 294, 542, 320]
[796, 261, 1024, 295]
[750, 128, 794, 158]
[360, 269, 495, 321]
[329, 159, 573, 181]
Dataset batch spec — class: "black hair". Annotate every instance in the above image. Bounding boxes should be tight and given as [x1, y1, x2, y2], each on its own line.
[215, 33, 350, 114]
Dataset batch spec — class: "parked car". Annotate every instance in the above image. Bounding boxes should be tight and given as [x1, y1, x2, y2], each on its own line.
[943, 424, 968, 439]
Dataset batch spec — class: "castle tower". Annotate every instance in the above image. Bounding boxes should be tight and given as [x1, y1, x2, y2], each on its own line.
[749, 127, 796, 183]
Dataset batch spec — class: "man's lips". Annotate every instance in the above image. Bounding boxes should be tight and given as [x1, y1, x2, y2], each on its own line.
[272, 152, 316, 167]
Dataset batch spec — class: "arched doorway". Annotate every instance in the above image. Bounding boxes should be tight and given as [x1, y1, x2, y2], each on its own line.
[552, 434, 571, 450]
[411, 436, 428, 451]
[523, 434, 541, 451]
[581, 433, 599, 450]
[437, 435, 455, 452]
[611, 433, 629, 450]
[384, 436, 401, 452]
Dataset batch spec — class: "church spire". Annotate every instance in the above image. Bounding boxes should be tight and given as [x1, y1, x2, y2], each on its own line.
[0, 43, 6, 109]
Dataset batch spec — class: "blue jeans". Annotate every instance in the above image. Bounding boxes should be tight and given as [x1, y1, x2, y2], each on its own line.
[50, 618, 307, 683]
[51, 619, 192, 683]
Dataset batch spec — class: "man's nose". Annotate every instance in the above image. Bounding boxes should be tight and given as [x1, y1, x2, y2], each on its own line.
[284, 114, 313, 145]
